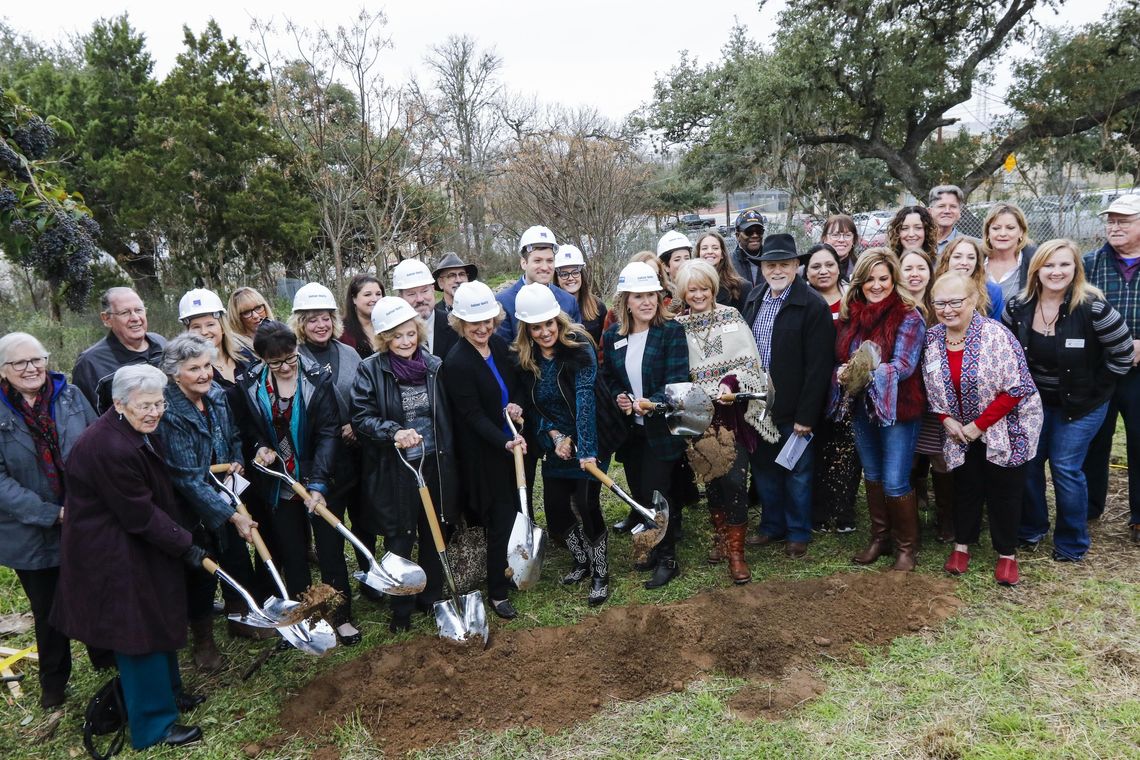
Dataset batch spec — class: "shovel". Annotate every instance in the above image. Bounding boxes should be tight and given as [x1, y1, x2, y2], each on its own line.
[504, 412, 546, 590]
[200, 556, 293, 630]
[208, 469, 336, 656]
[637, 382, 714, 436]
[251, 458, 427, 597]
[582, 462, 669, 553]
[395, 445, 489, 646]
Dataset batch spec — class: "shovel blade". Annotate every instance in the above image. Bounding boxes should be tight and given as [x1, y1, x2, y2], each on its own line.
[226, 611, 285, 629]
[263, 598, 337, 656]
[506, 514, 546, 590]
[630, 490, 671, 564]
[354, 552, 428, 596]
[433, 592, 489, 646]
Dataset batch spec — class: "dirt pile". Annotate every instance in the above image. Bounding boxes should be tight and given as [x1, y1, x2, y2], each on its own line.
[277, 571, 960, 756]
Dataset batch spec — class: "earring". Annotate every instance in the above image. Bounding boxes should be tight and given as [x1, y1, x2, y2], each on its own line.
[118, 412, 124, 421]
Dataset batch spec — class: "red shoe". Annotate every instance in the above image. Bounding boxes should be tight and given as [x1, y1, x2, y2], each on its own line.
[943, 549, 969, 575]
[994, 557, 1019, 587]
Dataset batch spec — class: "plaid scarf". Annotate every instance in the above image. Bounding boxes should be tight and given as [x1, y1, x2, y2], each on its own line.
[3, 380, 64, 500]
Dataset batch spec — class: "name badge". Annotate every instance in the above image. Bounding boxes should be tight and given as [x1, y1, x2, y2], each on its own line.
[1064, 338, 1085, 348]
[614, 338, 628, 349]
[722, 323, 739, 333]
[926, 359, 940, 374]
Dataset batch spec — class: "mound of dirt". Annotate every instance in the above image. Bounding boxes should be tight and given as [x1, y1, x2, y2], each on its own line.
[277, 571, 960, 756]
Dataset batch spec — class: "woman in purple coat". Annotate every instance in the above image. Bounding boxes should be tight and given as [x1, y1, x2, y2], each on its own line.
[51, 365, 207, 749]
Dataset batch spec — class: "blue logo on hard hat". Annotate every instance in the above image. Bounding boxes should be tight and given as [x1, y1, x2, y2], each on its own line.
[193, 299, 202, 306]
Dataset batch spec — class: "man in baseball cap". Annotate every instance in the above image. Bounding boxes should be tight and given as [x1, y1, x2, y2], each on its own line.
[731, 209, 766, 289]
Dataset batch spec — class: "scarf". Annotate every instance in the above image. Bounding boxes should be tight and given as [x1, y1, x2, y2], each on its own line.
[3, 380, 64, 500]
[674, 305, 779, 446]
[390, 348, 429, 385]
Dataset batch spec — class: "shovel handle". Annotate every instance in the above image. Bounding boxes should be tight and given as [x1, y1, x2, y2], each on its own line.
[233, 503, 273, 566]
[583, 461, 614, 488]
[637, 400, 658, 412]
[202, 557, 220, 575]
[420, 487, 447, 553]
[504, 412, 527, 487]
[209, 463, 233, 474]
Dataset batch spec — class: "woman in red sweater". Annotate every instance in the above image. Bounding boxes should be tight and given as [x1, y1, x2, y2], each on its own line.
[921, 273, 1043, 585]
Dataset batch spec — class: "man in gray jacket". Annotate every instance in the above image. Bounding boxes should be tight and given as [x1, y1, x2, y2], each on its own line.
[72, 287, 166, 413]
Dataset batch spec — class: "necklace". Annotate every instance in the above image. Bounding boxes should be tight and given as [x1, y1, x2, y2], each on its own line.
[946, 334, 966, 348]
[1036, 302, 1060, 336]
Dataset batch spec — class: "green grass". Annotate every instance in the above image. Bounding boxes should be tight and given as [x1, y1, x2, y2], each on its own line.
[2, 461, 1137, 759]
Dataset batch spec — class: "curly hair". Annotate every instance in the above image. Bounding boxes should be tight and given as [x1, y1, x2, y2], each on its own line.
[886, 206, 938, 261]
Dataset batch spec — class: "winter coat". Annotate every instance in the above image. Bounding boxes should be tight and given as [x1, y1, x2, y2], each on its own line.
[495, 277, 582, 341]
[0, 374, 95, 570]
[71, 331, 167, 414]
[432, 301, 461, 361]
[300, 339, 363, 498]
[51, 411, 193, 655]
[350, 351, 458, 536]
[229, 357, 339, 506]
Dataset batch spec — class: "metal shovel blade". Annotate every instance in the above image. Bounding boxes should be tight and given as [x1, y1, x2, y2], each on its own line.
[630, 490, 671, 560]
[261, 597, 337, 656]
[354, 551, 427, 597]
[663, 382, 714, 436]
[507, 511, 546, 591]
[434, 591, 489, 646]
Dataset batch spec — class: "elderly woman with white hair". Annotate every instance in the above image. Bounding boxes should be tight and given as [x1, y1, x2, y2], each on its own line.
[0, 332, 114, 709]
[155, 333, 261, 671]
[52, 364, 208, 749]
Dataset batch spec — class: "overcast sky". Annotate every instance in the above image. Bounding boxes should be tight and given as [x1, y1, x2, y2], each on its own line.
[0, 0, 1116, 125]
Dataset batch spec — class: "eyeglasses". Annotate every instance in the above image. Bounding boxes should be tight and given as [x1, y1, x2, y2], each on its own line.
[1105, 216, 1139, 229]
[557, 266, 584, 278]
[438, 271, 468, 281]
[109, 307, 146, 319]
[3, 355, 49, 372]
[128, 400, 166, 414]
[266, 354, 299, 370]
[240, 304, 267, 320]
[932, 298, 968, 310]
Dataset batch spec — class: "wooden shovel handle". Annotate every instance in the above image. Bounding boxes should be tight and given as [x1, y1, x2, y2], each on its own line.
[209, 463, 232, 474]
[583, 461, 614, 488]
[231, 501, 273, 565]
[504, 412, 527, 487]
[637, 400, 656, 411]
[288, 478, 340, 529]
[420, 487, 447, 553]
[202, 557, 219, 575]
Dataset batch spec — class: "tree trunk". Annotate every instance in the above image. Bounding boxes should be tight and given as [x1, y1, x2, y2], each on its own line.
[113, 238, 162, 298]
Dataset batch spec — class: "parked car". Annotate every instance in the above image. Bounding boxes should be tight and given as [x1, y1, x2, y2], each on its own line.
[669, 213, 717, 231]
[852, 211, 891, 248]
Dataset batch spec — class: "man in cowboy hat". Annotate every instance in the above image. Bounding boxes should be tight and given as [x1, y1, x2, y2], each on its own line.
[432, 252, 480, 359]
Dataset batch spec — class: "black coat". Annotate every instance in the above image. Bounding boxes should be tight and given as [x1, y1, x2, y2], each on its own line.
[730, 244, 760, 290]
[350, 351, 457, 536]
[51, 411, 193, 655]
[433, 301, 461, 361]
[741, 275, 836, 429]
[228, 358, 339, 505]
[441, 335, 524, 515]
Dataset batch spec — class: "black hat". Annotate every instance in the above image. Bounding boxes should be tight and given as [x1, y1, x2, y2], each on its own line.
[734, 209, 766, 231]
[431, 252, 479, 291]
[758, 233, 798, 262]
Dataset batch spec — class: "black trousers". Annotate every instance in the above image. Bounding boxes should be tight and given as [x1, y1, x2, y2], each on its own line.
[705, 444, 750, 525]
[952, 441, 1027, 556]
[544, 476, 605, 541]
[622, 427, 679, 559]
[17, 566, 114, 696]
[342, 480, 377, 576]
[480, 457, 520, 601]
[185, 521, 261, 622]
[261, 498, 353, 623]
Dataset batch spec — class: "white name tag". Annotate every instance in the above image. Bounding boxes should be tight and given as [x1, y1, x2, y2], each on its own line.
[1064, 338, 1085, 348]
[613, 338, 628, 349]
[926, 359, 940, 374]
[722, 323, 739, 333]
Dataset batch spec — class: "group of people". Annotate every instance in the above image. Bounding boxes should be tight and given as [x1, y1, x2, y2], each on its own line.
[1, 187, 1137, 750]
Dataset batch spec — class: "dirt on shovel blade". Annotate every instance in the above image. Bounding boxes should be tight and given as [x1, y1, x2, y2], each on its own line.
[630, 513, 667, 564]
[276, 571, 961, 757]
[277, 583, 343, 627]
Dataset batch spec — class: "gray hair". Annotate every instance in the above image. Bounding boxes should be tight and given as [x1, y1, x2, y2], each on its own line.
[160, 332, 218, 377]
[100, 287, 140, 314]
[928, 184, 964, 205]
[111, 364, 168, 404]
[0, 332, 48, 367]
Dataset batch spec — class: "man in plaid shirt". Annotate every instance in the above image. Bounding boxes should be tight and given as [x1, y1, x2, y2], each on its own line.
[1082, 194, 1140, 543]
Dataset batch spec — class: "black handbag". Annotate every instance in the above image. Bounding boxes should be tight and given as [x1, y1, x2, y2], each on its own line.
[83, 676, 127, 760]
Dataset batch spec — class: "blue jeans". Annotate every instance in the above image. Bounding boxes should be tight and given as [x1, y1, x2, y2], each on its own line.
[851, 406, 920, 498]
[1084, 367, 1140, 525]
[749, 422, 815, 543]
[1023, 401, 1108, 559]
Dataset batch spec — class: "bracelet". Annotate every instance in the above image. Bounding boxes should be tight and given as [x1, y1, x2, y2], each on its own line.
[553, 433, 569, 446]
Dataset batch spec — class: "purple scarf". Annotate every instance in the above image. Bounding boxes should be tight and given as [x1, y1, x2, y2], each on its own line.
[2, 380, 64, 499]
[390, 349, 428, 385]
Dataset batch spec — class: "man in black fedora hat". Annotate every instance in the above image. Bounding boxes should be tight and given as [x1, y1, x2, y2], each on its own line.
[431, 252, 479, 359]
[741, 233, 835, 558]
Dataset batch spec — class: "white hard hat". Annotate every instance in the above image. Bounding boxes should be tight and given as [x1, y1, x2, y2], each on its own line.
[556, 244, 586, 268]
[392, 259, 434, 291]
[616, 261, 663, 294]
[657, 230, 692, 259]
[178, 288, 225, 322]
[518, 225, 559, 254]
[370, 297, 419, 334]
[514, 283, 562, 324]
[452, 281, 503, 322]
[291, 282, 337, 312]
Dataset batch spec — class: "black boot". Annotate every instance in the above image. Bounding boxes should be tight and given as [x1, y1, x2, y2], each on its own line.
[588, 532, 610, 606]
[562, 525, 591, 585]
[612, 508, 642, 534]
[644, 544, 679, 590]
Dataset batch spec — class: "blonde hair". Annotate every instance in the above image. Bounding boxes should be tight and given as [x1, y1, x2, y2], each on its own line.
[512, 312, 592, 375]
[898, 248, 935, 323]
[288, 309, 345, 344]
[1020, 238, 1105, 313]
[446, 309, 506, 338]
[933, 237, 990, 316]
[224, 287, 275, 339]
[674, 259, 720, 306]
[982, 203, 1030, 256]
[839, 247, 918, 320]
[931, 271, 979, 304]
[374, 316, 428, 354]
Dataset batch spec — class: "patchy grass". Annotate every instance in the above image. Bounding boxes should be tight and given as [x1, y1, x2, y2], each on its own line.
[1, 455, 1136, 759]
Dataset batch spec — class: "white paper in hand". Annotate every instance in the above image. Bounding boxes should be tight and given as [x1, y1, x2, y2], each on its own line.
[775, 432, 813, 471]
[224, 472, 251, 497]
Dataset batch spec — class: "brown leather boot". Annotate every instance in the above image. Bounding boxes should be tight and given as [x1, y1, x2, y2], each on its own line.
[707, 509, 727, 564]
[724, 523, 752, 584]
[888, 490, 920, 571]
[931, 471, 956, 543]
[853, 480, 890, 564]
[189, 618, 223, 672]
